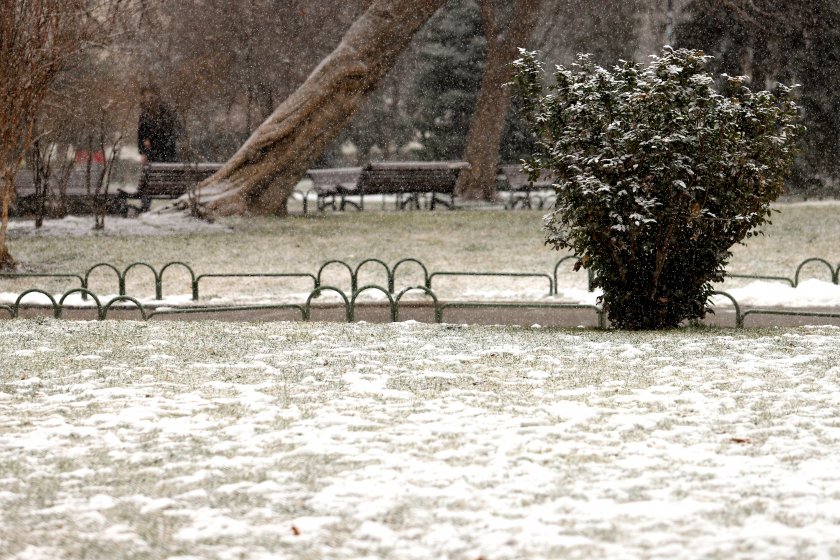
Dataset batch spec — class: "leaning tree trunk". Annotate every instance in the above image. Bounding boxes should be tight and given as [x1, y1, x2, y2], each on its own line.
[456, 0, 543, 201]
[178, 0, 446, 217]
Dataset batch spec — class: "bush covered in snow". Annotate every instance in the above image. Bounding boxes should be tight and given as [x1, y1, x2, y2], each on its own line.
[512, 47, 802, 329]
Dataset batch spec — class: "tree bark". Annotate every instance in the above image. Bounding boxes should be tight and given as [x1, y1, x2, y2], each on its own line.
[456, 0, 543, 201]
[179, 0, 446, 217]
[0, 173, 16, 270]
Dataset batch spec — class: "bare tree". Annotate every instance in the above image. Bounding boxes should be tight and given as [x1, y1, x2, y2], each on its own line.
[166, 0, 446, 218]
[27, 138, 54, 228]
[456, 0, 543, 201]
[86, 128, 122, 230]
[0, 0, 121, 268]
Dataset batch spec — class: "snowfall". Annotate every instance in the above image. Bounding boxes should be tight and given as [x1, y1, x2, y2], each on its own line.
[3, 214, 840, 559]
[4, 214, 840, 312]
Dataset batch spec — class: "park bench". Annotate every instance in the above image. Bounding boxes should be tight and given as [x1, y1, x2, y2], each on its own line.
[304, 167, 363, 212]
[121, 161, 469, 215]
[126, 162, 223, 212]
[498, 164, 555, 209]
[12, 166, 128, 217]
[130, 163, 336, 214]
[346, 161, 470, 211]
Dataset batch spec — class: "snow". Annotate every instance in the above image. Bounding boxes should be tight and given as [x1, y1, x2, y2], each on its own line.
[2, 320, 840, 558]
[712, 278, 840, 308]
[563, 281, 840, 309]
[7, 213, 229, 237]
[2, 204, 840, 555]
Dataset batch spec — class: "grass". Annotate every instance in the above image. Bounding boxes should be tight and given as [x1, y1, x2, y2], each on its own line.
[2, 203, 840, 557]
[1, 320, 840, 558]
[4, 201, 840, 300]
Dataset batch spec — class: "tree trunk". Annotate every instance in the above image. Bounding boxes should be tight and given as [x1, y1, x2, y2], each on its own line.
[179, 0, 446, 217]
[0, 176, 15, 270]
[750, 30, 769, 90]
[456, 0, 543, 201]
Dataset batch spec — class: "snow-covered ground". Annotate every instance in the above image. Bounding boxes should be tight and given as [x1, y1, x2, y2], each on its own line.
[711, 279, 840, 308]
[1, 320, 840, 559]
[7, 213, 229, 237]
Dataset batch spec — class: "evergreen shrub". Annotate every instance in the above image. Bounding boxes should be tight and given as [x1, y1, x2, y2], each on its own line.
[511, 47, 802, 329]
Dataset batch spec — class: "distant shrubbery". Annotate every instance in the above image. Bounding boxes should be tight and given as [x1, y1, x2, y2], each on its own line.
[512, 47, 802, 329]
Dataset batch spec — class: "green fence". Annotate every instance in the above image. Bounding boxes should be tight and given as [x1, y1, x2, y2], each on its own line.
[3, 284, 606, 326]
[3, 256, 840, 328]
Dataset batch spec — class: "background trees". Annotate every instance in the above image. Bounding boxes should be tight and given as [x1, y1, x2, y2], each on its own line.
[675, 0, 840, 195]
[5, 0, 680, 219]
[7, 0, 839, 226]
[171, 0, 447, 217]
[133, 0, 371, 161]
[411, 0, 486, 162]
[0, 0, 127, 267]
[455, 0, 543, 201]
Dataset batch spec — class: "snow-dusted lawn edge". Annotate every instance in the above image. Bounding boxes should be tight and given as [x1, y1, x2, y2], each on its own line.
[2, 319, 840, 559]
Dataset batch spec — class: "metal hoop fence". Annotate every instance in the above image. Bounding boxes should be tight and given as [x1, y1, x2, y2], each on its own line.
[4, 256, 840, 328]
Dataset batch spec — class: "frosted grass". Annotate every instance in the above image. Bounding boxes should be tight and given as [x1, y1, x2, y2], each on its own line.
[2, 320, 840, 558]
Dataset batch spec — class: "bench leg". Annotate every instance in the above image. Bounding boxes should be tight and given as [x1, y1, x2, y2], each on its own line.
[508, 190, 532, 210]
[398, 194, 421, 211]
[339, 194, 361, 211]
[115, 193, 130, 218]
[318, 194, 336, 212]
[430, 194, 454, 210]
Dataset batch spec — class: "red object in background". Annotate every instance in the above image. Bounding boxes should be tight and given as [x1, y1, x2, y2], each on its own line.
[74, 149, 105, 164]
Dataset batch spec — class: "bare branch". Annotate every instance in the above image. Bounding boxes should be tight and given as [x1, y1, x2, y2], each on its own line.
[0, 0, 127, 266]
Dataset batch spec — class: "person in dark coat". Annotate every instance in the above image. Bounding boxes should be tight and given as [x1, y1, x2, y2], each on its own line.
[138, 84, 179, 163]
[137, 84, 180, 210]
